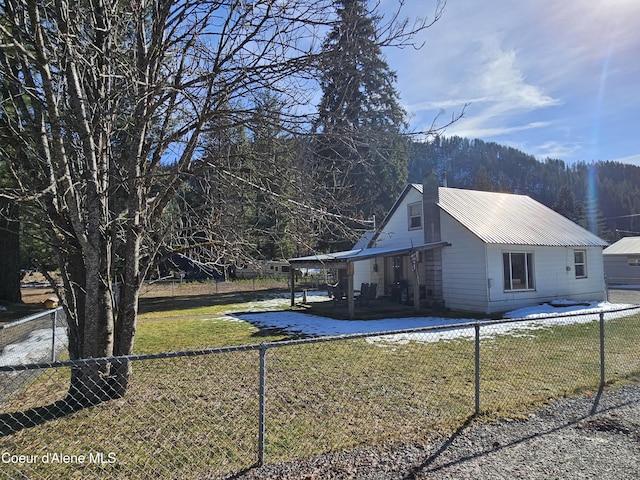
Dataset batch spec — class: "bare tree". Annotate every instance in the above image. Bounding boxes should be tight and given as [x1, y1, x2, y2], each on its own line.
[0, 0, 441, 404]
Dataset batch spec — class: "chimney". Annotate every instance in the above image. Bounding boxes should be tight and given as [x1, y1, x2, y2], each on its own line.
[423, 170, 441, 244]
[422, 170, 443, 305]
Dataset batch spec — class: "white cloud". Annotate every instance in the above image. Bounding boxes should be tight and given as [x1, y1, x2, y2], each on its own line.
[475, 40, 561, 110]
[610, 153, 640, 167]
[402, 29, 562, 138]
[530, 141, 583, 162]
[446, 120, 552, 140]
[383, 0, 640, 165]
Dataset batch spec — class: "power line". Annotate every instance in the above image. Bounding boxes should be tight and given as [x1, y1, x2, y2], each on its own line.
[606, 213, 640, 220]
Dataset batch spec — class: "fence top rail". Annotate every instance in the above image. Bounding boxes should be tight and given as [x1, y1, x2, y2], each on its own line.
[0, 307, 63, 330]
[0, 342, 263, 372]
[1, 305, 638, 372]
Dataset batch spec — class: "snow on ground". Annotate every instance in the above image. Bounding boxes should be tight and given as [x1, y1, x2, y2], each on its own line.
[0, 327, 68, 367]
[2, 293, 638, 366]
[237, 290, 330, 312]
[232, 295, 640, 346]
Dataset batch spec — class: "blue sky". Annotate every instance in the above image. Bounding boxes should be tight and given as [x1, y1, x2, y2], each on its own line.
[380, 0, 640, 166]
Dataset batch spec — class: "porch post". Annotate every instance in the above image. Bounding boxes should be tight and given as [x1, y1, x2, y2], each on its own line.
[290, 266, 295, 307]
[413, 269, 421, 313]
[347, 262, 355, 319]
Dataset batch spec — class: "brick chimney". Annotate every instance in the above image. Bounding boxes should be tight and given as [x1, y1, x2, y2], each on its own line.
[422, 170, 443, 305]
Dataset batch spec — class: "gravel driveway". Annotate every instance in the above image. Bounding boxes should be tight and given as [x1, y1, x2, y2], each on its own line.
[237, 289, 640, 480]
[609, 287, 640, 306]
[238, 383, 640, 479]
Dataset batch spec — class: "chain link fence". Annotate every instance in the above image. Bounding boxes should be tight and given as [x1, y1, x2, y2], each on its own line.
[0, 308, 67, 366]
[0, 307, 639, 479]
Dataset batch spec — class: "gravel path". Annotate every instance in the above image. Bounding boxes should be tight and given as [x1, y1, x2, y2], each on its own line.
[238, 384, 640, 480]
[236, 289, 640, 480]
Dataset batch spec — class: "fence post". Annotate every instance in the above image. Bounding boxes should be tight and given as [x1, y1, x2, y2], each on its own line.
[51, 309, 57, 362]
[599, 311, 605, 388]
[258, 343, 267, 466]
[474, 322, 480, 415]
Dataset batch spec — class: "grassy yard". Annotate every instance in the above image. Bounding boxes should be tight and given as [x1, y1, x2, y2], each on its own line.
[135, 289, 294, 352]
[1, 290, 639, 479]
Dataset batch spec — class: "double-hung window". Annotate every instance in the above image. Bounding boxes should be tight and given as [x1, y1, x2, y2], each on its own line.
[574, 250, 587, 278]
[408, 202, 422, 230]
[503, 252, 535, 291]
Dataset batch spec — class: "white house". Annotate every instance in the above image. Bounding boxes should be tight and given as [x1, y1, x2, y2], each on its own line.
[289, 172, 609, 316]
[603, 236, 640, 285]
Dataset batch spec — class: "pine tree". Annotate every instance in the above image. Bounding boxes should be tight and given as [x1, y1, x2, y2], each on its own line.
[552, 185, 583, 224]
[313, 0, 409, 235]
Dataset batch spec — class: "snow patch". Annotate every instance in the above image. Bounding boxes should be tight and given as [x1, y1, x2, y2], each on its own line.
[234, 299, 639, 346]
[0, 327, 68, 366]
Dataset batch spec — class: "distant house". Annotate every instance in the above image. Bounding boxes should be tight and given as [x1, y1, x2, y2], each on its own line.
[289, 172, 609, 316]
[234, 260, 291, 280]
[603, 237, 640, 285]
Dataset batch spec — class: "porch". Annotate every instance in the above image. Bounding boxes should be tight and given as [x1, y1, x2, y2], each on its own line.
[288, 241, 449, 319]
[291, 291, 426, 320]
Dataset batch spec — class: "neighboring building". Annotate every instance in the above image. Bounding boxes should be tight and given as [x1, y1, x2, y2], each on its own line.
[289, 173, 609, 316]
[234, 260, 291, 280]
[603, 237, 640, 285]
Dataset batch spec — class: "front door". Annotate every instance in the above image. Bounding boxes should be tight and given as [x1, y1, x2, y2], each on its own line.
[384, 255, 405, 295]
[393, 255, 403, 282]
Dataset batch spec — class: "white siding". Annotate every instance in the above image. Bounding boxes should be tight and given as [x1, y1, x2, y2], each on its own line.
[440, 210, 606, 314]
[440, 212, 489, 312]
[485, 245, 606, 313]
[352, 259, 370, 291]
[362, 184, 608, 314]
[373, 189, 425, 249]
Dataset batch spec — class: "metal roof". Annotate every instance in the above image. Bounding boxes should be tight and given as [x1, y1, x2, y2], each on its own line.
[413, 185, 608, 247]
[288, 241, 449, 268]
[603, 236, 640, 255]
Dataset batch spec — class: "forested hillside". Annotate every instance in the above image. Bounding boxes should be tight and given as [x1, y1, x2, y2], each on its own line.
[408, 136, 640, 242]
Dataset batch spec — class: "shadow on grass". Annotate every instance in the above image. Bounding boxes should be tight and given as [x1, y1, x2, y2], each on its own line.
[138, 289, 289, 316]
[0, 398, 87, 437]
[248, 327, 314, 343]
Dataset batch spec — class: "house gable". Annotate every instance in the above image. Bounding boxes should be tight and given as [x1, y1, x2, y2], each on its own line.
[368, 185, 425, 249]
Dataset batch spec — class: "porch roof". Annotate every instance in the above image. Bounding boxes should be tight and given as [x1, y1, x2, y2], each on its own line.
[288, 241, 449, 269]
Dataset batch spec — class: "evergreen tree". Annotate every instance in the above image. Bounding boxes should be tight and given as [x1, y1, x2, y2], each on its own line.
[552, 184, 583, 224]
[0, 115, 22, 303]
[407, 135, 640, 242]
[313, 0, 409, 243]
[0, 196, 21, 303]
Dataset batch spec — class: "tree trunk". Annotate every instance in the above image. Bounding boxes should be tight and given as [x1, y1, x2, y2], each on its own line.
[63, 229, 125, 403]
[0, 200, 22, 304]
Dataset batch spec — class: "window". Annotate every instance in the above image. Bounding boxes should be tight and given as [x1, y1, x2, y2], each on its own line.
[574, 250, 587, 278]
[408, 202, 422, 230]
[503, 252, 535, 290]
[629, 257, 640, 267]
